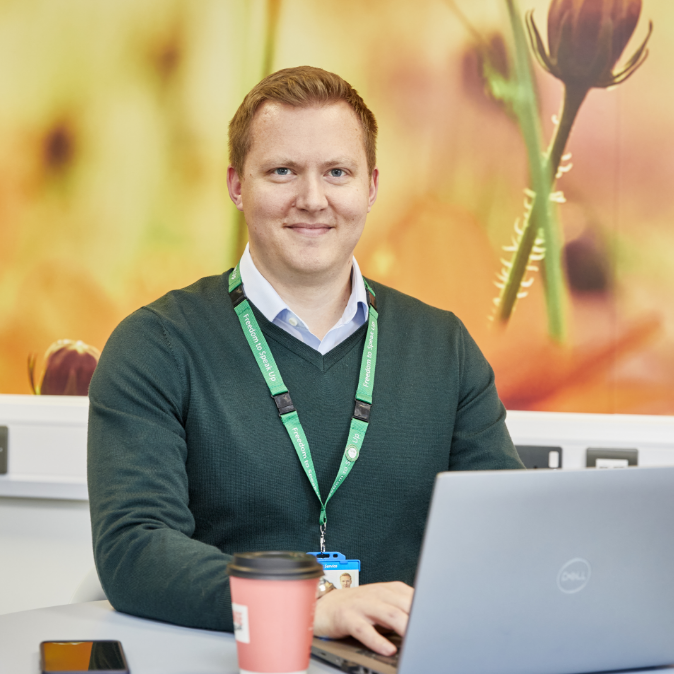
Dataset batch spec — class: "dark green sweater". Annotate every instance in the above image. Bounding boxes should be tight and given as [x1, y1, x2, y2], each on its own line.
[87, 273, 523, 632]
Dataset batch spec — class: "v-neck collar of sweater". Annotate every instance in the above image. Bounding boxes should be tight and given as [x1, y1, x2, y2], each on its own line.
[248, 301, 368, 373]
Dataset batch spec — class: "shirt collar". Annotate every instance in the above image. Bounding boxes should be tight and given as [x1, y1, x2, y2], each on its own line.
[238, 244, 369, 329]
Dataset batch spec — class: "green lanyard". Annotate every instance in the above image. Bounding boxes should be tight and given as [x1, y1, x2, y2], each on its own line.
[228, 263, 378, 551]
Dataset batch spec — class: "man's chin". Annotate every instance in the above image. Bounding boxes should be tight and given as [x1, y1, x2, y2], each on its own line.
[280, 252, 350, 280]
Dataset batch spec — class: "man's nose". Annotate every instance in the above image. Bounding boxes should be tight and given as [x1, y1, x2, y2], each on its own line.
[294, 174, 328, 212]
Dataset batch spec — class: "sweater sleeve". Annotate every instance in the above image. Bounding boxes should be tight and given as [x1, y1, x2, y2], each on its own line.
[87, 308, 234, 632]
[448, 321, 525, 471]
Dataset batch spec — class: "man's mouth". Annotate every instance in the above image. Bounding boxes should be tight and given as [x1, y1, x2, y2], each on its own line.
[286, 223, 333, 236]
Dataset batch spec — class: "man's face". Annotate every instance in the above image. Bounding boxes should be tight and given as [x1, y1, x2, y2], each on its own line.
[228, 100, 378, 282]
[340, 574, 352, 588]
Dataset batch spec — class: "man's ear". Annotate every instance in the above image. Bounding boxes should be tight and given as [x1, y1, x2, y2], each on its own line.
[367, 167, 379, 213]
[227, 166, 244, 212]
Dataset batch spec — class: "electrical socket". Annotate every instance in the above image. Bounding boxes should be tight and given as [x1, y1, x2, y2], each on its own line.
[0, 425, 7, 474]
[516, 445, 563, 470]
[586, 448, 638, 469]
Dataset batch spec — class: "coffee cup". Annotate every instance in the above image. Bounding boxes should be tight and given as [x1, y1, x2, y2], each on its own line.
[227, 551, 324, 674]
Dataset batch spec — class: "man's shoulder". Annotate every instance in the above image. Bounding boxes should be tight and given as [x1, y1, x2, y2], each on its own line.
[109, 272, 231, 344]
[143, 272, 230, 318]
[365, 278, 465, 331]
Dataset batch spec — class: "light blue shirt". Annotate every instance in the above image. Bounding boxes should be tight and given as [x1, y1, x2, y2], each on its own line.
[238, 244, 369, 355]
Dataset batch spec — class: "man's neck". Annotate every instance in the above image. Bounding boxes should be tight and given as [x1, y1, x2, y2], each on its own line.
[250, 253, 353, 341]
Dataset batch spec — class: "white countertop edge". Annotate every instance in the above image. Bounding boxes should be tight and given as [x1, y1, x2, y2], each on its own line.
[0, 394, 89, 425]
[0, 474, 88, 500]
[506, 410, 674, 447]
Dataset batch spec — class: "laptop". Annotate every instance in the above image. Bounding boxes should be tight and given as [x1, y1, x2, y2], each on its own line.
[312, 466, 674, 674]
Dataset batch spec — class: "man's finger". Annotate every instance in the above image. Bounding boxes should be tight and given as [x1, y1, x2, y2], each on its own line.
[313, 581, 415, 650]
[362, 602, 410, 639]
[350, 619, 399, 656]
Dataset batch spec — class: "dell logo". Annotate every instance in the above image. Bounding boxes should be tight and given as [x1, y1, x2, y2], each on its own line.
[557, 558, 591, 594]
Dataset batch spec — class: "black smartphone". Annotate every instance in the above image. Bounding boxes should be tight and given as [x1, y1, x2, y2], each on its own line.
[40, 641, 130, 673]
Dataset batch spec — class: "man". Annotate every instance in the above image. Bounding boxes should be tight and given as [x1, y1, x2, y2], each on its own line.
[88, 66, 523, 658]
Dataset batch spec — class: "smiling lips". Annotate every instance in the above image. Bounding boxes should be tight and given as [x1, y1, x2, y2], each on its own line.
[286, 223, 334, 236]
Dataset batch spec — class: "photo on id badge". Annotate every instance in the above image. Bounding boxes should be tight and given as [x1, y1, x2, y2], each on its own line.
[308, 552, 360, 591]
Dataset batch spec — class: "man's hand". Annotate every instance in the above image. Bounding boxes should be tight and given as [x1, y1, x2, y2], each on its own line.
[313, 581, 414, 656]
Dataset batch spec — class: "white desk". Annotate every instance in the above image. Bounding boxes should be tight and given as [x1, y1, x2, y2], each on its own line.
[1, 601, 673, 674]
[0, 601, 335, 674]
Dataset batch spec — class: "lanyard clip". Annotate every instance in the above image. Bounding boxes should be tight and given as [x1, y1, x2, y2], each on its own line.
[229, 284, 247, 308]
[273, 392, 295, 416]
[319, 524, 326, 554]
[353, 400, 371, 423]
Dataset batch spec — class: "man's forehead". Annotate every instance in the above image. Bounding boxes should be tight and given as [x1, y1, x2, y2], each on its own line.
[253, 98, 360, 126]
[247, 100, 366, 160]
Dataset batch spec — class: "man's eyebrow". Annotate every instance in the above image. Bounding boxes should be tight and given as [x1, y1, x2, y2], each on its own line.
[260, 159, 301, 170]
[322, 157, 358, 169]
[259, 157, 359, 170]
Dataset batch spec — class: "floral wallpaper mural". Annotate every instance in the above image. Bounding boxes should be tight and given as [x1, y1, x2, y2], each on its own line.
[0, 0, 672, 414]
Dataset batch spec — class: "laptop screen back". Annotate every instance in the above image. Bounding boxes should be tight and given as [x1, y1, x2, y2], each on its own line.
[399, 467, 674, 674]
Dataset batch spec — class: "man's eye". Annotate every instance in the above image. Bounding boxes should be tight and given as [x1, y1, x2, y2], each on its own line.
[274, 168, 290, 175]
[329, 169, 345, 178]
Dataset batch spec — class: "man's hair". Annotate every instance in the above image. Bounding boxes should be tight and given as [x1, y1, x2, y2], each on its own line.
[228, 66, 378, 177]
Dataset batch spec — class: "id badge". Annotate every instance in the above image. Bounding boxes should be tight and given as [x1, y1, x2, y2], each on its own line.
[307, 551, 360, 590]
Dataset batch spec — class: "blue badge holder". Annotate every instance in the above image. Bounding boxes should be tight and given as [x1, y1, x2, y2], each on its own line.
[307, 551, 361, 573]
[307, 552, 361, 591]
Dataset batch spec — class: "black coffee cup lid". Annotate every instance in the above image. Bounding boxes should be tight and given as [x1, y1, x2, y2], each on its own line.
[227, 551, 323, 580]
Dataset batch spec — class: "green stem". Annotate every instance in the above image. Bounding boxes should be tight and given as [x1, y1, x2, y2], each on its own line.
[27, 353, 38, 394]
[496, 0, 554, 328]
[495, 1, 584, 342]
[495, 199, 540, 324]
[546, 85, 588, 179]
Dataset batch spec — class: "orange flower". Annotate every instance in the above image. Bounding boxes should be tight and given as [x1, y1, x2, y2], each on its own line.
[527, 0, 652, 89]
[28, 339, 100, 396]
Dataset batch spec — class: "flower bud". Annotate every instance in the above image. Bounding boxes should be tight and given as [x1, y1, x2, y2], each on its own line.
[28, 339, 100, 396]
[527, 0, 652, 89]
[462, 33, 513, 111]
